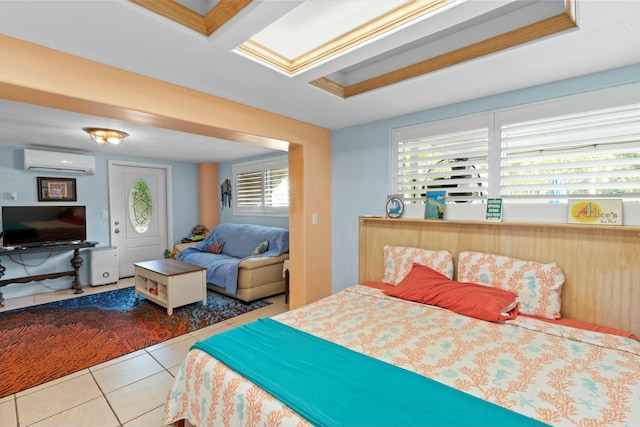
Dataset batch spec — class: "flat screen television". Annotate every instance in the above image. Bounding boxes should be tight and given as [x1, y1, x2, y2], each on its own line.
[1, 205, 87, 247]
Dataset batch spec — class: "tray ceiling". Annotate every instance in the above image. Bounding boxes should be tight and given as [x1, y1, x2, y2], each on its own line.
[0, 0, 637, 163]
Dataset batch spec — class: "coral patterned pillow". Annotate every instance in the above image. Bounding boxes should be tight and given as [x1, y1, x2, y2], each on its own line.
[457, 251, 565, 319]
[383, 245, 453, 285]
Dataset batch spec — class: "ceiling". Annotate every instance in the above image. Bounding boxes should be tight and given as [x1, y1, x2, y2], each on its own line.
[0, 0, 638, 164]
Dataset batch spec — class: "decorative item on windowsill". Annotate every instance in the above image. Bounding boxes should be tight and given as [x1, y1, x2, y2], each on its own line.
[485, 198, 503, 222]
[221, 178, 232, 210]
[385, 194, 404, 218]
[425, 191, 446, 219]
[567, 199, 622, 226]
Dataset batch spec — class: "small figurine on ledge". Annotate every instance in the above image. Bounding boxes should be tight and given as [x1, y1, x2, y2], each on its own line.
[182, 224, 209, 243]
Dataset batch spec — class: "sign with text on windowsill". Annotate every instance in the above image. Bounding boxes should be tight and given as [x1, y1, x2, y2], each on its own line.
[485, 198, 503, 222]
[568, 199, 623, 226]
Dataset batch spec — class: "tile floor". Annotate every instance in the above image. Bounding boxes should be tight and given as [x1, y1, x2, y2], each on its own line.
[0, 278, 289, 427]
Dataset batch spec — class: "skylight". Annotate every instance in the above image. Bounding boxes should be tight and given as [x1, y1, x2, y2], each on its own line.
[236, 0, 456, 75]
[249, 1, 407, 61]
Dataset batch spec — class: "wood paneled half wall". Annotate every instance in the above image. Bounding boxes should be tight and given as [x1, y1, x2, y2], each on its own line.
[359, 217, 640, 337]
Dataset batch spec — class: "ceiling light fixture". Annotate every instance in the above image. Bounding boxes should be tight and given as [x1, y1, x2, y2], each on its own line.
[83, 127, 129, 145]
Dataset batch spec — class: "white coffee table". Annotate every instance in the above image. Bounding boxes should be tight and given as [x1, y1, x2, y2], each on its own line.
[134, 259, 206, 315]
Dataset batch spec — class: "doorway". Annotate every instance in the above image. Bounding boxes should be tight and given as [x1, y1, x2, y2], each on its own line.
[108, 161, 172, 278]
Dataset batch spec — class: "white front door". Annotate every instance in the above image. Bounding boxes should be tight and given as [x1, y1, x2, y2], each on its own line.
[108, 161, 172, 277]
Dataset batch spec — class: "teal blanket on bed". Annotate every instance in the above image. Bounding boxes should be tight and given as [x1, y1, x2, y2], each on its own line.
[192, 318, 549, 427]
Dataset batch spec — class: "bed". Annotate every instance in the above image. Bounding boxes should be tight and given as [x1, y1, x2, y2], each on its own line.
[164, 218, 640, 427]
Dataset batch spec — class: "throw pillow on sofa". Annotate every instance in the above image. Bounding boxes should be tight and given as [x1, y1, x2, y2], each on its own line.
[252, 240, 269, 255]
[206, 241, 224, 254]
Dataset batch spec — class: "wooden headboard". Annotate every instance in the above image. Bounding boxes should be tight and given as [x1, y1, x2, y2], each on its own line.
[359, 217, 640, 337]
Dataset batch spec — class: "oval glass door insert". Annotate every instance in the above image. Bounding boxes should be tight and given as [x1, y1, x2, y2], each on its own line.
[129, 179, 152, 233]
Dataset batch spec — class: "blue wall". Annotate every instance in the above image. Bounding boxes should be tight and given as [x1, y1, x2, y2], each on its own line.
[217, 152, 289, 229]
[2, 65, 638, 300]
[0, 144, 199, 298]
[331, 64, 640, 293]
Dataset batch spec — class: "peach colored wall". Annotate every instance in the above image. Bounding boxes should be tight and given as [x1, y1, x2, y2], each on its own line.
[0, 35, 332, 308]
[198, 163, 219, 232]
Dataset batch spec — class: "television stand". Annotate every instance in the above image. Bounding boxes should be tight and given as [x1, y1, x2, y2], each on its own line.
[0, 242, 98, 308]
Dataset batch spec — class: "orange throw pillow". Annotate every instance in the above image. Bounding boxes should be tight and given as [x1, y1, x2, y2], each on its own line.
[385, 263, 519, 322]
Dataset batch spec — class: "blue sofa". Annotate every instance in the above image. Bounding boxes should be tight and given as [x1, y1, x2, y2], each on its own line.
[177, 223, 289, 302]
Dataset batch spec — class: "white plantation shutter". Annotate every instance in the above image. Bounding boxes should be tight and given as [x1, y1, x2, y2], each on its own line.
[500, 104, 640, 200]
[393, 84, 640, 215]
[264, 166, 289, 209]
[233, 156, 289, 215]
[395, 127, 489, 204]
[236, 170, 263, 208]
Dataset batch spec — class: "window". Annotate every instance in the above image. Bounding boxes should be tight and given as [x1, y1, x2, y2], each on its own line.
[233, 156, 289, 216]
[393, 84, 640, 208]
[500, 104, 640, 200]
[395, 125, 488, 204]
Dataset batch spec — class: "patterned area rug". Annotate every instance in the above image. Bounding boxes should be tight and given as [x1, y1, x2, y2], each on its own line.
[0, 287, 270, 398]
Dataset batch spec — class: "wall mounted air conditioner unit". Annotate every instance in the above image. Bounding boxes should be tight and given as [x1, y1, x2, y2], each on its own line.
[23, 149, 95, 175]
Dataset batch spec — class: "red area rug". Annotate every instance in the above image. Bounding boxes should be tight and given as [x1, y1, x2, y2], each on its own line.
[0, 287, 270, 398]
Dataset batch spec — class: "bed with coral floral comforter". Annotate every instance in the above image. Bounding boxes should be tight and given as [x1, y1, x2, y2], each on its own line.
[164, 285, 640, 427]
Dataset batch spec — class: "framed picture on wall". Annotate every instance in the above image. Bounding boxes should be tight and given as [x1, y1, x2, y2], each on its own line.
[37, 177, 77, 202]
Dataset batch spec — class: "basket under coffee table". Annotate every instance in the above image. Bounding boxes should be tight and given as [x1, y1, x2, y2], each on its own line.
[134, 258, 206, 315]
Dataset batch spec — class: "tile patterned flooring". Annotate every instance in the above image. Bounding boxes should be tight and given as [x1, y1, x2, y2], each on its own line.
[0, 278, 289, 427]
